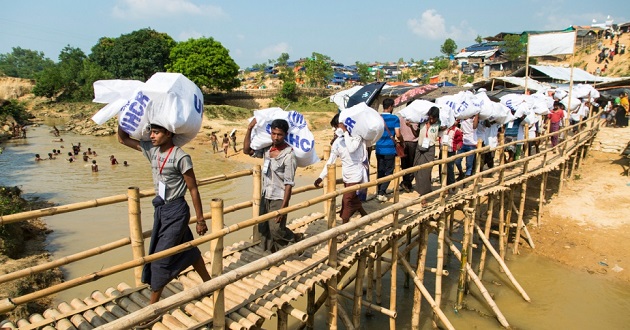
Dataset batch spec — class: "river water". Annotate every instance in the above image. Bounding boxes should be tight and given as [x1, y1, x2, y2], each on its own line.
[2, 123, 629, 329]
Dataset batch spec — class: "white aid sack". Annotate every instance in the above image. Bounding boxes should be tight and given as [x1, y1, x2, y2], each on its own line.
[553, 89, 568, 100]
[572, 84, 600, 99]
[92, 79, 145, 126]
[439, 105, 456, 128]
[569, 102, 588, 121]
[526, 93, 553, 115]
[397, 99, 435, 123]
[339, 102, 384, 147]
[475, 92, 495, 120]
[436, 91, 481, 120]
[499, 94, 526, 112]
[560, 97, 581, 111]
[489, 102, 512, 125]
[248, 108, 319, 167]
[91, 72, 204, 146]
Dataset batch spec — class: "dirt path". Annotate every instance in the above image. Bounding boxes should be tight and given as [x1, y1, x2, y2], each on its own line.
[529, 124, 630, 282]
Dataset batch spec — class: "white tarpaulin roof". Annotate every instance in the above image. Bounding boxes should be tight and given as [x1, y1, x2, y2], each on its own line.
[493, 77, 549, 91]
[454, 50, 497, 59]
[530, 65, 614, 83]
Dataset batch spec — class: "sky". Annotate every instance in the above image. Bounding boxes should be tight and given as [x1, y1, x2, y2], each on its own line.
[1, 0, 627, 70]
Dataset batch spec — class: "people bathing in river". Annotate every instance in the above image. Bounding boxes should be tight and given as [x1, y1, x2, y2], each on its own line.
[82, 152, 90, 162]
[91, 160, 98, 172]
[109, 155, 119, 165]
[34, 154, 43, 161]
[244, 118, 302, 252]
[117, 123, 211, 306]
[123, 160, 129, 166]
[48, 153, 55, 160]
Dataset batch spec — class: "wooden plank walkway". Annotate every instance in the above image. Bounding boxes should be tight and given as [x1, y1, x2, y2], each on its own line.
[2, 124, 599, 330]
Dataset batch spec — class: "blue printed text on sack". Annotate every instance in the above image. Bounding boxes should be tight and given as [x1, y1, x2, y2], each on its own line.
[120, 92, 150, 133]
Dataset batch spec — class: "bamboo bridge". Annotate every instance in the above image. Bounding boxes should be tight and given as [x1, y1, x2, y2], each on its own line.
[0, 116, 603, 330]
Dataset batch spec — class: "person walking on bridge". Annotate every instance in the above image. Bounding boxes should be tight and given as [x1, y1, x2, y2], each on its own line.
[244, 118, 302, 252]
[117, 124, 211, 306]
[314, 114, 368, 242]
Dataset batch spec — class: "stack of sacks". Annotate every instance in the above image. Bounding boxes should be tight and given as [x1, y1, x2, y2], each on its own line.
[248, 108, 319, 167]
[92, 72, 204, 146]
[526, 92, 553, 115]
[397, 99, 456, 128]
[338, 102, 384, 147]
[572, 84, 600, 100]
[436, 91, 482, 120]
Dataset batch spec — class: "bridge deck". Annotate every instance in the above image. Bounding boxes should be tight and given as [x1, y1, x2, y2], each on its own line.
[4, 130, 594, 330]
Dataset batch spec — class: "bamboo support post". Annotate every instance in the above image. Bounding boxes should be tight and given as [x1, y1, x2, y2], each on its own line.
[497, 132, 506, 184]
[433, 192, 447, 324]
[252, 165, 261, 242]
[466, 139, 483, 274]
[411, 221, 429, 330]
[503, 188, 515, 256]
[478, 193, 495, 279]
[404, 228, 412, 288]
[306, 285, 315, 330]
[126, 187, 145, 287]
[398, 252, 455, 330]
[278, 309, 288, 330]
[376, 241, 383, 305]
[366, 246, 375, 316]
[323, 144, 331, 161]
[338, 291, 396, 318]
[388, 158, 402, 330]
[352, 255, 366, 328]
[537, 172, 548, 226]
[210, 198, 225, 330]
[474, 223, 531, 302]
[513, 180, 528, 255]
[444, 236, 510, 328]
[325, 164, 338, 330]
[337, 304, 354, 330]
[456, 206, 471, 309]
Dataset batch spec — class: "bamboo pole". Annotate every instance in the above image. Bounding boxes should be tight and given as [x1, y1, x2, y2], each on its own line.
[127, 187, 144, 287]
[252, 165, 261, 242]
[398, 252, 455, 330]
[337, 291, 396, 318]
[325, 164, 338, 330]
[503, 188, 515, 256]
[537, 172, 548, 226]
[376, 241, 383, 305]
[323, 145, 331, 161]
[474, 223, 531, 302]
[366, 246, 374, 316]
[444, 236, 510, 328]
[352, 255, 366, 328]
[306, 285, 315, 330]
[478, 193, 495, 279]
[278, 309, 288, 330]
[389, 157, 401, 330]
[513, 179, 528, 255]
[337, 305, 354, 330]
[456, 206, 471, 310]
[211, 198, 225, 330]
[411, 221, 429, 330]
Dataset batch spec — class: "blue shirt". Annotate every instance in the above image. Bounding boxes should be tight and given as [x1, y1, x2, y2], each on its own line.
[504, 118, 523, 137]
[375, 113, 400, 155]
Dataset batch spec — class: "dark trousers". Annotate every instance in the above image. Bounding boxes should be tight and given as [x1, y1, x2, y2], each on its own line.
[401, 141, 417, 188]
[376, 154, 395, 195]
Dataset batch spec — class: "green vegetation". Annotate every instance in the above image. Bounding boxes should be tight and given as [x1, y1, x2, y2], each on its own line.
[166, 37, 240, 91]
[440, 38, 458, 57]
[303, 52, 334, 88]
[271, 96, 337, 113]
[90, 28, 175, 81]
[355, 62, 372, 83]
[0, 99, 30, 124]
[0, 186, 27, 257]
[504, 35, 526, 62]
[204, 105, 252, 121]
[0, 47, 54, 79]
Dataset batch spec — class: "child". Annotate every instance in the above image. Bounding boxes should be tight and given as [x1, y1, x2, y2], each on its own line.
[91, 160, 98, 172]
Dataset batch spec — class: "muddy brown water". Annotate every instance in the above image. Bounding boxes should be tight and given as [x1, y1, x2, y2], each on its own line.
[2, 123, 630, 329]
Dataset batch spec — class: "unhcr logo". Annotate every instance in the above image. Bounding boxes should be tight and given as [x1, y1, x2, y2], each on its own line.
[361, 91, 371, 99]
[287, 111, 307, 130]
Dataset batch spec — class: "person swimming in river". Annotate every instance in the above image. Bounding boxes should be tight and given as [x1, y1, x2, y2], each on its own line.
[82, 152, 90, 162]
[91, 160, 98, 172]
[35, 154, 43, 161]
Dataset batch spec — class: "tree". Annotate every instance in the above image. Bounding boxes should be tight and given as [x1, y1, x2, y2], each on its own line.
[355, 62, 372, 83]
[33, 46, 111, 101]
[303, 52, 333, 88]
[0, 47, 54, 79]
[90, 28, 175, 80]
[166, 37, 240, 91]
[475, 35, 484, 44]
[503, 35, 525, 62]
[440, 38, 458, 57]
[276, 53, 290, 67]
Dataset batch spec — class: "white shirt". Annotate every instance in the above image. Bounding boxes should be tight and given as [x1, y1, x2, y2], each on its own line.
[461, 117, 478, 146]
[318, 132, 367, 184]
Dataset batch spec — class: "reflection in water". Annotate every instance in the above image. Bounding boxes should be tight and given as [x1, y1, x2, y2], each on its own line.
[2, 124, 630, 329]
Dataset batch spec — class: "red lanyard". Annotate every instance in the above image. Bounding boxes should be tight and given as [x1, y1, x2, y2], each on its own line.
[157, 147, 174, 174]
[425, 123, 430, 138]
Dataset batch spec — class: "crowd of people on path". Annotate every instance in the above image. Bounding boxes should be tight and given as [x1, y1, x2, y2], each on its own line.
[209, 130, 239, 158]
[602, 92, 629, 128]
[594, 32, 626, 76]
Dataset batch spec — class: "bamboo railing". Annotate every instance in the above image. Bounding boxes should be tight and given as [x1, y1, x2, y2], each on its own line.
[0, 115, 602, 329]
